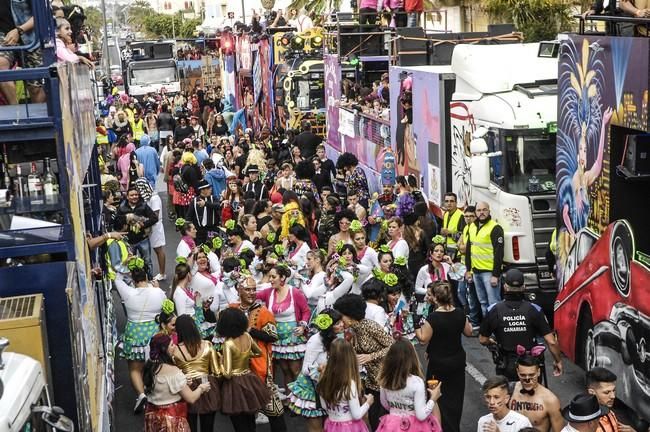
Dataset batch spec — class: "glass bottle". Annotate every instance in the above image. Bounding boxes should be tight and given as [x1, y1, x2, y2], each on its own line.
[27, 162, 44, 205]
[43, 158, 59, 205]
[15, 165, 27, 199]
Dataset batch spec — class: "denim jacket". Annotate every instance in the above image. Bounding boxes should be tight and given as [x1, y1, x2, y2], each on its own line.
[11, 0, 36, 48]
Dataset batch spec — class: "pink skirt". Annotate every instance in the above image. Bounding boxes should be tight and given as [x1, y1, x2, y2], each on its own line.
[324, 418, 369, 432]
[376, 413, 442, 432]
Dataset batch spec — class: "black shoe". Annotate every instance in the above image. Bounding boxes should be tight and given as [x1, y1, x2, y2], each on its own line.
[134, 394, 147, 414]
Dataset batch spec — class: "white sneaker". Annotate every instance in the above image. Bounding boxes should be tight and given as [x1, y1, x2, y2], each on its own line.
[255, 413, 270, 424]
[153, 273, 167, 281]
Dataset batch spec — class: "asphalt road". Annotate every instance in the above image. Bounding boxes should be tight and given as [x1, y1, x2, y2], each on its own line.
[111, 185, 591, 431]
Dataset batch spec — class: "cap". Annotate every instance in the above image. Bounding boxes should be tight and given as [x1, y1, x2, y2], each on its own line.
[562, 394, 608, 423]
[504, 268, 525, 289]
[272, 204, 285, 213]
[197, 180, 211, 190]
[247, 164, 259, 174]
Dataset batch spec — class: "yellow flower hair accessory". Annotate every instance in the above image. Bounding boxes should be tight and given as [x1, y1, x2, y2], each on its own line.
[176, 256, 188, 264]
[394, 256, 407, 266]
[432, 235, 445, 245]
[379, 244, 391, 253]
[383, 273, 398, 287]
[225, 219, 236, 230]
[128, 256, 145, 271]
[212, 237, 223, 250]
[267, 232, 276, 243]
[175, 218, 186, 228]
[349, 220, 363, 233]
[161, 299, 175, 315]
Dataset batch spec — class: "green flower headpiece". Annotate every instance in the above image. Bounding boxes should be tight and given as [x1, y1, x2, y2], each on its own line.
[161, 299, 175, 315]
[290, 217, 298, 226]
[432, 235, 445, 245]
[338, 256, 348, 266]
[176, 256, 188, 264]
[274, 244, 286, 256]
[225, 219, 236, 230]
[241, 247, 251, 254]
[372, 268, 386, 279]
[394, 256, 407, 266]
[335, 240, 344, 253]
[239, 258, 247, 270]
[201, 244, 211, 255]
[267, 232, 276, 243]
[379, 244, 391, 253]
[349, 220, 363, 233]
[313, 314, 334, 330]
[212, 237, 223, 250]
[128, 256, 145, 271]
[381, 220, 389, 230]
[383, 272, 399, 287]
[175, 218, 186, 228]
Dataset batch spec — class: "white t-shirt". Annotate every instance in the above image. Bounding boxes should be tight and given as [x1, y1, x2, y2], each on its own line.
[114, 275, 167, 322]
[380, 375, 435, 421]
[477, 410, 532, 432]
[302, 271, 327, 307]
[365, 302, 388, 328]
[147, 194, 165, 249]
[320, 380, 370, 422]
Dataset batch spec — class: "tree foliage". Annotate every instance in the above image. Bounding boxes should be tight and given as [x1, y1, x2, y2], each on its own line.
[481, 0, 574, 41]
[83, 6, 104, 43]
[142, 13, 202, 39]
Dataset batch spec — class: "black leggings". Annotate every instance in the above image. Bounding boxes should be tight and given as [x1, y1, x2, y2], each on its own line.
[188, 412, 215, 432]
[366, 388, 386, 431]
[229, 413, 256, 432]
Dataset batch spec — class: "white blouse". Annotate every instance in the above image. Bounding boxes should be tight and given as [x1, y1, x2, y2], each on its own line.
[173, 285, 197, 317]
[318, 271, 354, 313]
[288, 241, 311, 273]
[380, 375, 434, 421]
[301, 333, 328, 377]
[114, 275, 166, 322]
[147, 367, 186, 405]
[302, 271, 327, 307]
[176, 239, 193, 259]
[354, 246, 379, 294]
[321, 380, 370, 422]
[414, 263, 451, 295]
[390, 238, 410, 261]
[189, 271, 223, 314]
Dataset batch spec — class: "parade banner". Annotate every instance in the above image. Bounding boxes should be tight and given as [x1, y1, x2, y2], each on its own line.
[324, 54, 342, 152]
[338, 108, 355, 138]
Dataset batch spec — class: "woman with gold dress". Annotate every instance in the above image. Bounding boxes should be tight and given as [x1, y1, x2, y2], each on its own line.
[172, 315, 221, 432]
[217, 308, 271, 432]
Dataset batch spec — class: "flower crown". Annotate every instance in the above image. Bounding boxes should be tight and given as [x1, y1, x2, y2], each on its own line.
[349, 220, 363, 233]
[432, 235, 445, 245]
[313, 314, 333, 331]
[383, 272, 398, 287]
[161, 299, 175, 315]
[128, 256, 145, 271]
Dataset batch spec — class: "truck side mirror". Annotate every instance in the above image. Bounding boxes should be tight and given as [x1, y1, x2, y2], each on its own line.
[471, 153, 490, 188]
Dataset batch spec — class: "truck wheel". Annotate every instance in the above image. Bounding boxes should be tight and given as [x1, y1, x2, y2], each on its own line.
[610, 220, 633, 297]
[577, 306, 594, 370]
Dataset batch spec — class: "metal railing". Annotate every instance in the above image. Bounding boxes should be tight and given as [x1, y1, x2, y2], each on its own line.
[576, 14, 650, 35]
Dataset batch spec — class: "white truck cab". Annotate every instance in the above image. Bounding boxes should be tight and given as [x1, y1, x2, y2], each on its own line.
[0, 338, 73, 432]
[450, 42, 559, 312]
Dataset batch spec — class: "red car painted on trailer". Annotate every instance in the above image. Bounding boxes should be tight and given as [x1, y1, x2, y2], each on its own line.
[554, 220, 650, 419]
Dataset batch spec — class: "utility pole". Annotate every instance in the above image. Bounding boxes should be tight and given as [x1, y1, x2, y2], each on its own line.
[241, 0, 246, 24]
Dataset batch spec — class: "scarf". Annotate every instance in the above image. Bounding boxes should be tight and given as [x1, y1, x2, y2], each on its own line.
[182, 235, 196, 251]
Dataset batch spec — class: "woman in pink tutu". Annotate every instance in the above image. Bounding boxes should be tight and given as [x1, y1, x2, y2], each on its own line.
[317, 339, 374, 432]
[376, 338, 442, 432]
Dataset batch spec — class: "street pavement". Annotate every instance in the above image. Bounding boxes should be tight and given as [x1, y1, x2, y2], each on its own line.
[112, 185, 590, 431]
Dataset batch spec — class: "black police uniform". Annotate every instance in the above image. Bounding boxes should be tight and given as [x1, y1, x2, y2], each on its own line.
[479, 297, 552, 381]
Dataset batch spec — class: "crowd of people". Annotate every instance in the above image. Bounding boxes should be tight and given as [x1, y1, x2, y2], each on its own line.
[91, 81, 641, 432]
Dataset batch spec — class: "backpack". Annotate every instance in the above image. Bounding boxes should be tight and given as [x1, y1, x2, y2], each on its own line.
[173, 173, 189, 194]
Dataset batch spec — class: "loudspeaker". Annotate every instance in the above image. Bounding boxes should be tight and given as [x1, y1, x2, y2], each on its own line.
[396, 27, 427, 66]
[336, 24, 361, 57]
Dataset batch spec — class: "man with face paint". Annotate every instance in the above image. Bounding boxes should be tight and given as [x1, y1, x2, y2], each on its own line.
[478, 375, 532, 432]
[510, 355, 564, 432]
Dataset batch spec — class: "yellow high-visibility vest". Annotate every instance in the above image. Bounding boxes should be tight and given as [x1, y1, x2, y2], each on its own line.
[457, 224, 471, 261]
[443, 208, 464, 250]
[549, 228, 557, 254]
[469, 219, 498, 271]
[132, 119, 145, 141]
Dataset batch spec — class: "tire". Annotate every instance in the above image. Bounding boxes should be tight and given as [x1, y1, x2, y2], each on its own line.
[576, 306, 594, 370]
[610, 220, 633, 297]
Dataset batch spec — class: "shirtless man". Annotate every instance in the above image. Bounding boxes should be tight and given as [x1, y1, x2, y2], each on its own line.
[509, 355, 565, 432]
[260, 203, 284, 239]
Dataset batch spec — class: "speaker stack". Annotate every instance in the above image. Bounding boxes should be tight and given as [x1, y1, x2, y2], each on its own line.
[395, 27, 427, 66]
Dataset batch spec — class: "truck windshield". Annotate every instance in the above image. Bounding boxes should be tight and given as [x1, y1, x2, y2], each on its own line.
[504, 133, 556, 194]
[295, 77, 324, 110]
[130, 67, 177, 85]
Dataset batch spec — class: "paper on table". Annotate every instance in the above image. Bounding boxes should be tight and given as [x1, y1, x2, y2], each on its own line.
[10, 215, 62, 241]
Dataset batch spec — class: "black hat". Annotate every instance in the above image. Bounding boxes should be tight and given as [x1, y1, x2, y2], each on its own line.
[504, 268, 525, 290]
[197, 180, 211, 190]
[561, 394, 609, 423]
[247, 165, 260, 174]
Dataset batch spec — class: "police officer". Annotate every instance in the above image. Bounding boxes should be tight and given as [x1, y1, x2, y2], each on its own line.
[464, 201, 505, 315]
[478, 268, 563, 381]
[440, 192, 465, 259]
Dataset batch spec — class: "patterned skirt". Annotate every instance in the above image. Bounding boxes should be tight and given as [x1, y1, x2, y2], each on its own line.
[144, 401, 191, 432]
[287, 373, 326, 418]
[273, 321, 307, 360]
[119, 320, 159, 361]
